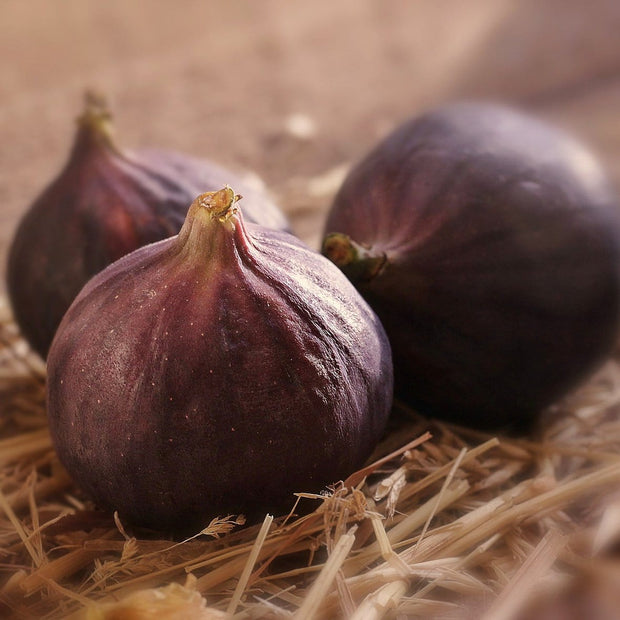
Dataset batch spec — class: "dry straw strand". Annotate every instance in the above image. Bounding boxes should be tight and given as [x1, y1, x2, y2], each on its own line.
[226, 513, 273, 614]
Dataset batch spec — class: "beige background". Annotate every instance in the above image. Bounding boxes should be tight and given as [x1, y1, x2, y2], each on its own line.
[2, 0, 620, 276]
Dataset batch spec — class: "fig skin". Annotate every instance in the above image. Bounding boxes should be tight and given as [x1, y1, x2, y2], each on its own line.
[46, 188, 393, 533]
[7, 94, 288, 359]
[322, 102, 620, 431]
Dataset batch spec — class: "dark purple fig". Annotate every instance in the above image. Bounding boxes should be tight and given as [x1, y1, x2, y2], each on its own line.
[322, 102, 620, 431]
[46, 187, 393, 533]
[7, 94, 288, 359]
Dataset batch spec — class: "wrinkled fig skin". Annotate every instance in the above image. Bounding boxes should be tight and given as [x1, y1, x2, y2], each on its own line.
[7, 101, 288, 359]
[47, 189, 393, 533]
[323, 102, 620, 431]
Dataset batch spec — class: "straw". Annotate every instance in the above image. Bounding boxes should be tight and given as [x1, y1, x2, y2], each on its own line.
[1, 298, 620, 619]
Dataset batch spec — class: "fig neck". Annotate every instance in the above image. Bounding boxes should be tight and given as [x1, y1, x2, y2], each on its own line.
[322, 232, 387, 284]
[176, 188, 249, 265]
[70, 91, 123, 160]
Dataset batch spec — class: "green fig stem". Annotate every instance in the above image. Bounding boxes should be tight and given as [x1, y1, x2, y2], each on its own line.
[75, 90, 119, 152]
[322, 232, 387, 283]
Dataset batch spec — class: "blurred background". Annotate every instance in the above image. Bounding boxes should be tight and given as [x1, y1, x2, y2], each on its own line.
[2, 0, 620, 274]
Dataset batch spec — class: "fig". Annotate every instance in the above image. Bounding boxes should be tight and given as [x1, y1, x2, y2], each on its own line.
[322, 102, 620, 430]
[46, 187, 393, 532]
[7, 94, 288, 358]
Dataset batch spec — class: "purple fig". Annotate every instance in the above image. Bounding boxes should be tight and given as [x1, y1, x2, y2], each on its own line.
[46, 188, 393, 532]
[7, 94, 288, 359]
[322, 102, 620, 431]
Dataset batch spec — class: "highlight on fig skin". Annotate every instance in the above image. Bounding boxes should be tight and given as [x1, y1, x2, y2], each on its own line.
[46, 186, 393, 533]
[6, 92, 288, 359]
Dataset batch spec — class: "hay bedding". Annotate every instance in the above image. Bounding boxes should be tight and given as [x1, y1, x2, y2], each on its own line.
[1, 298, 620, 619]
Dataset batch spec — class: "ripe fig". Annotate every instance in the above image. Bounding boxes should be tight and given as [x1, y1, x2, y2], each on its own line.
[322, 102, 620, 431]
[46, 188, 393, 533]
[7, 94, 288, 359]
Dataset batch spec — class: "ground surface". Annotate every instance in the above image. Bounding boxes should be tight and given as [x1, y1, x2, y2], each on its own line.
[2, 0, 620, 267]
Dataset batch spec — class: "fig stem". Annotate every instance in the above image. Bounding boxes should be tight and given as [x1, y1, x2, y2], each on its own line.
[75, 90, 118, 152]
[196, 186, 242, 222]
[177, 187, 243, 253]
[322, 232, 387, 283]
